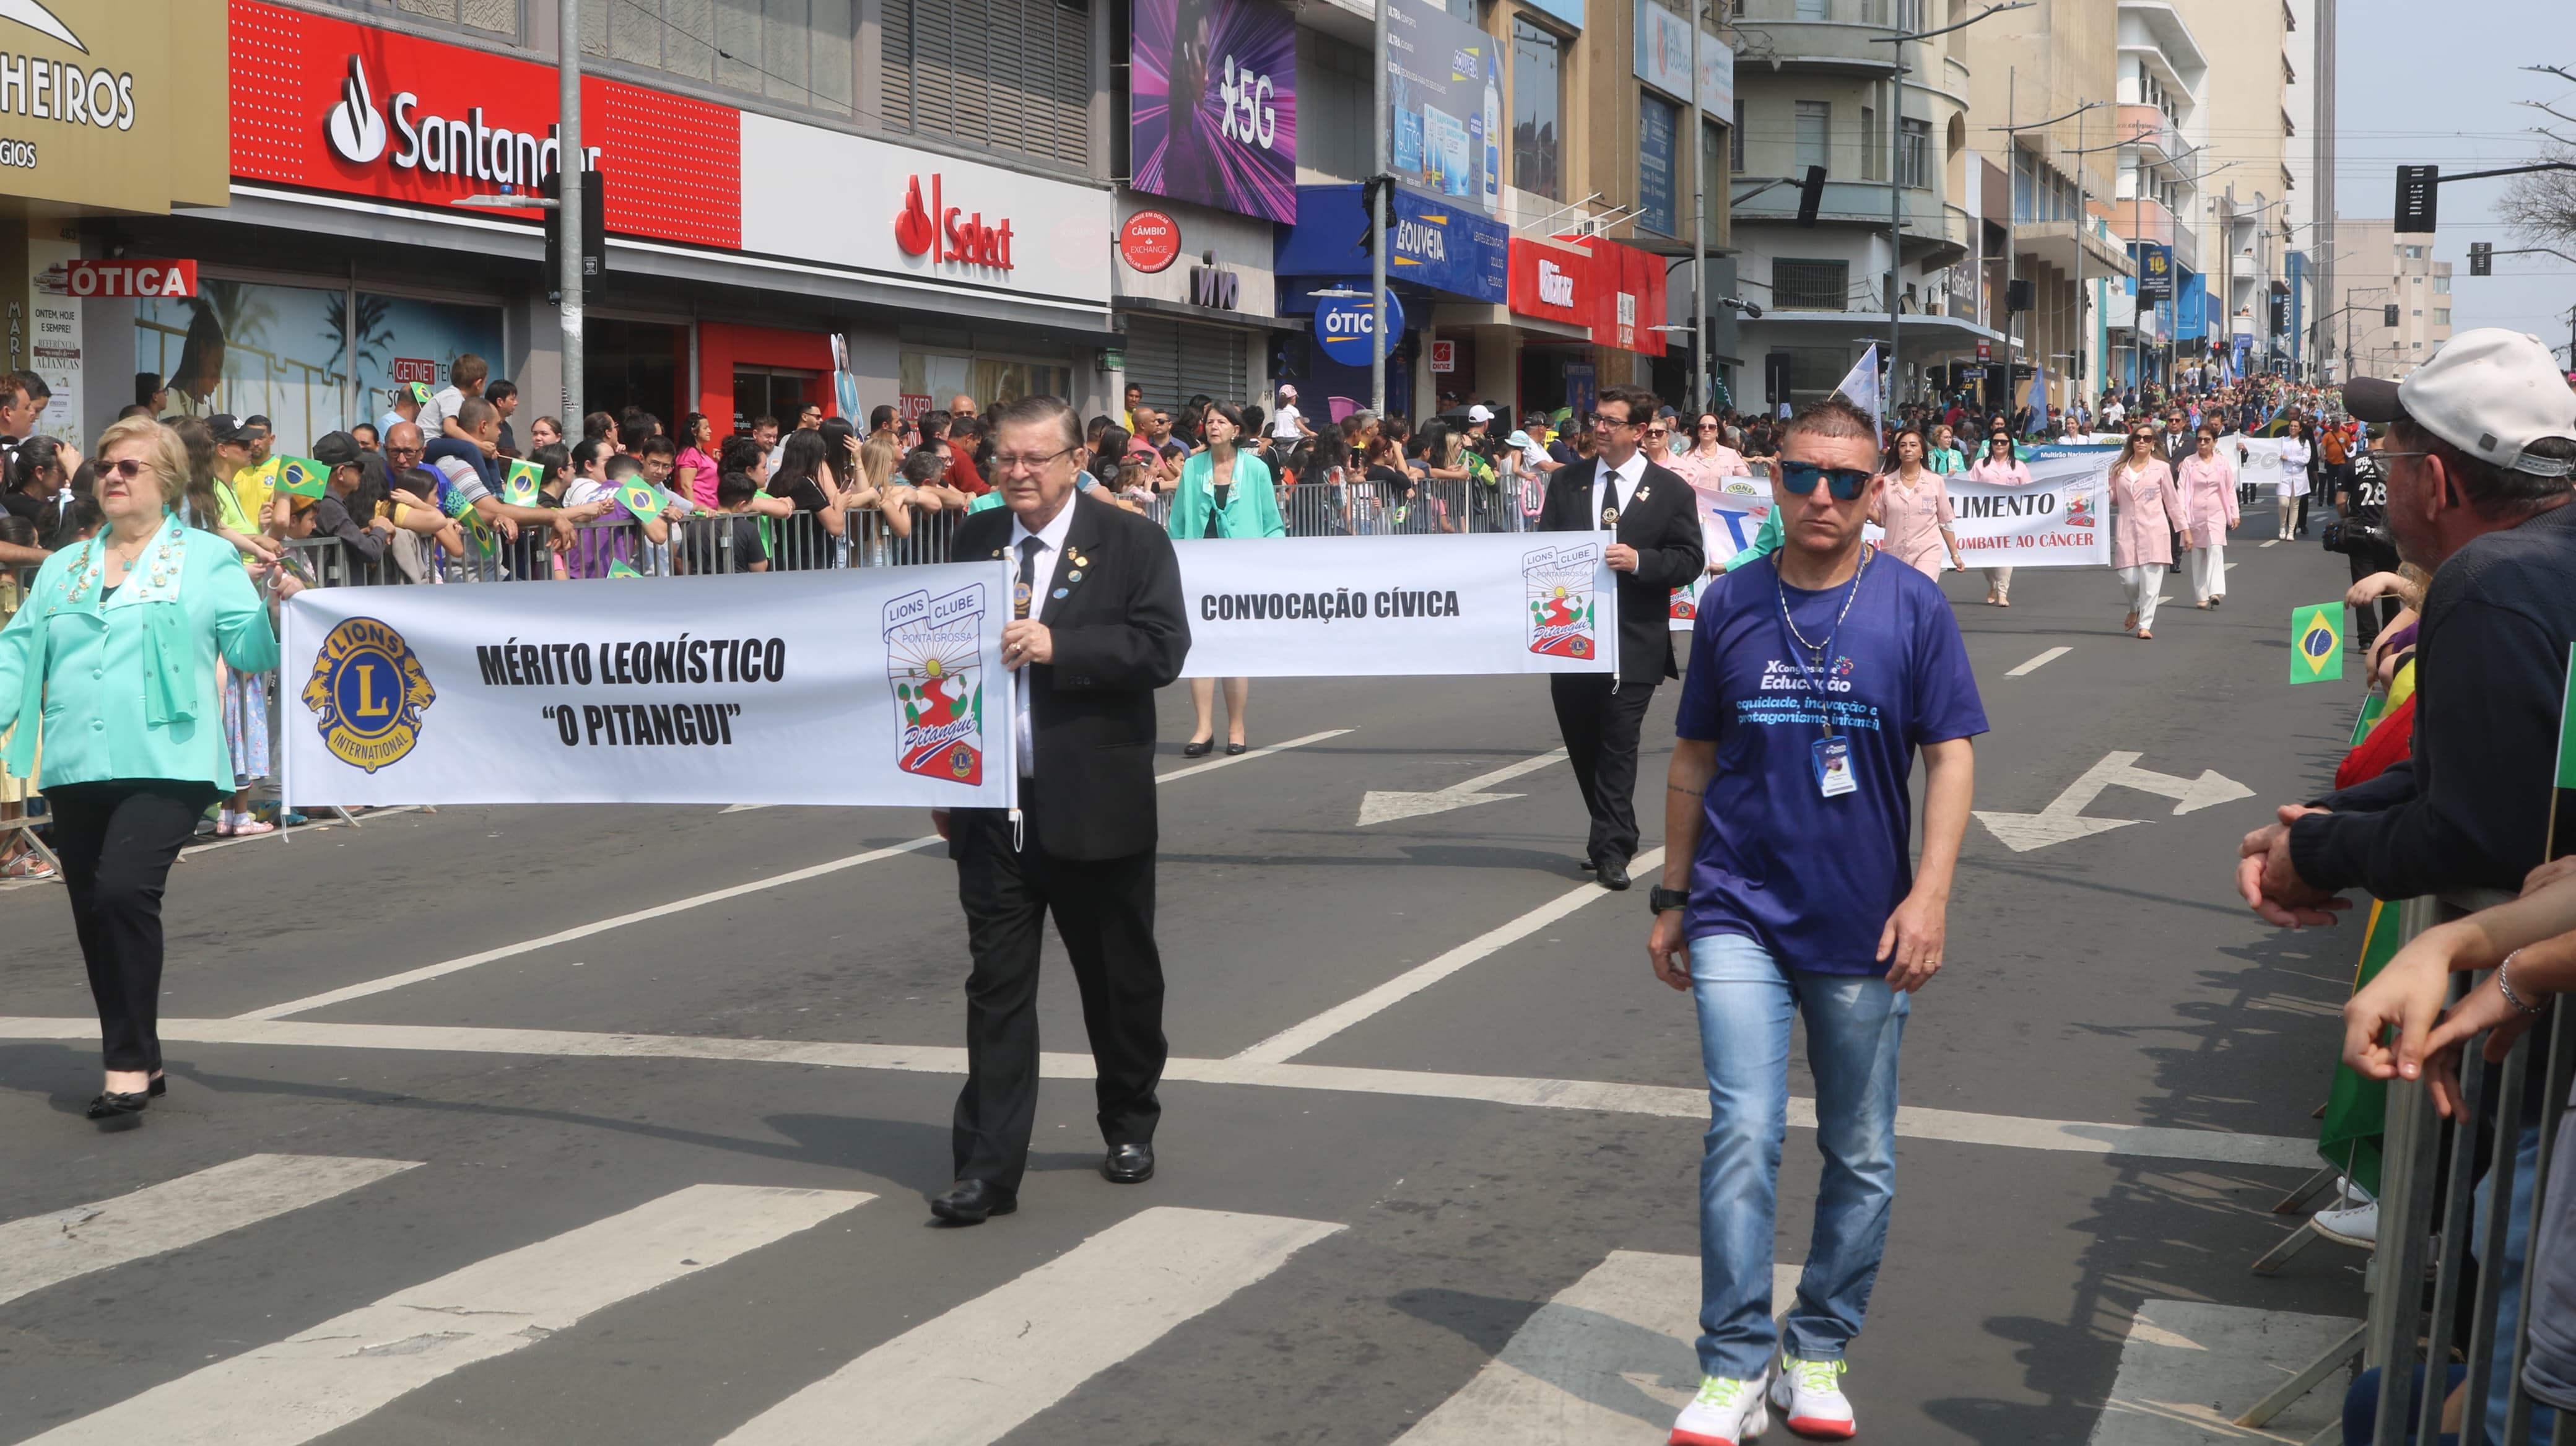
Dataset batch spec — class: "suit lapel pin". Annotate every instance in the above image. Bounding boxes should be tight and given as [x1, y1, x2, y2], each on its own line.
[1052, 587, 1069, 598]
[1637, 486, 1651, 501]
[1066, 569, 1082, 581]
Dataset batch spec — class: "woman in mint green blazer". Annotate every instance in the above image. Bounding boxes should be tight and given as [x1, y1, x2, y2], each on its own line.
[0, 416, 298, 1125]
[1164, 403, 1282, 756]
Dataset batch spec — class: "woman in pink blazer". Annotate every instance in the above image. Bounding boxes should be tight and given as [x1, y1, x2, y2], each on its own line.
[2173, 427, 2239, 608]
[1965, 433, 2032, 606]
[2108, 427, 2178, 639]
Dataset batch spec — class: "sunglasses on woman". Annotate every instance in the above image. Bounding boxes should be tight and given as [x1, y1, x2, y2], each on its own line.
[1775, 461, 1874, 500]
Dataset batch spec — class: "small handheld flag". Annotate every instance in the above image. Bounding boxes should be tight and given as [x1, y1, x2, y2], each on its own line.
[606, 560, 644, 578]
[1830, 344, 1881, 431]
[2550, 643, 2575, 860]
[272, 456, 330, 499]
[502, 458, 544, 506]
[2290, 603, 2344, 684]
[616, 479, 666, 521]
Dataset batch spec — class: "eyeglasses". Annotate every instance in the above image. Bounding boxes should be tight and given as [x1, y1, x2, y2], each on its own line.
[1642, 427, 1670, 439]
[1590, 414, 1636, 431]
[991, 446, 1077, 474]
[102, 458, 149, 480]
[1775, 461, 1875, 501]
[1697, 422, 1720, 432]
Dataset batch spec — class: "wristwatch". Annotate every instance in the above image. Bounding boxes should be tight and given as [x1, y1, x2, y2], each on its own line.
[1649, 886, 1688, 915]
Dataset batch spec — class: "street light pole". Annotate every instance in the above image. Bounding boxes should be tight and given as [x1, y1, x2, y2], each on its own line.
[559, 0, 583, 422]
[1370, 0, 1388, 417]
[1871, 2, 2029, 416]
[1690, 3, 1706, 415]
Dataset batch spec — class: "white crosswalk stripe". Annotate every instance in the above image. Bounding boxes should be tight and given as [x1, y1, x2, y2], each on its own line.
[0, 1154, 419, 1309]
[1396, 1253, 1801, 1444]
[23, 1183, 872, 1446]
[715, 1206, 1342, 1446]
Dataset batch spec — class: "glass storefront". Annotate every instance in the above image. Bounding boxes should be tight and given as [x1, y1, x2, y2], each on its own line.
[137, 278, 502, 451]
[898, 330, 1072, 422]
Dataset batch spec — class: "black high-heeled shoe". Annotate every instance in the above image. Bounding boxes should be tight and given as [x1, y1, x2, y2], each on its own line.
[86, 1091, 149, 1122]
[148, 1074, 167, 1099]
[1181, 739, 1215, 758]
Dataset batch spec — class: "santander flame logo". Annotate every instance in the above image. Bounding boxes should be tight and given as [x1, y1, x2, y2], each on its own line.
[894, 175, 936, 256]
[324, 54, 388, 165]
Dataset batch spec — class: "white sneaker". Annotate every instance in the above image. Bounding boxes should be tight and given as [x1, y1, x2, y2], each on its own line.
[2312, 1200, 2378, 1247]
[1671, 1370, 1772, 1445]
[1769, 1355, 1858, 1440]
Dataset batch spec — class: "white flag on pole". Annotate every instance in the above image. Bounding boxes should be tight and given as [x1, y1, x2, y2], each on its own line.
[1831, 344, 1881, 429]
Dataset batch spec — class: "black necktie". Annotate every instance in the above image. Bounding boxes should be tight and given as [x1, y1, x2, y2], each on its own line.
[1601, 469, 1623, 530]
[1016, 536, 1045, 619]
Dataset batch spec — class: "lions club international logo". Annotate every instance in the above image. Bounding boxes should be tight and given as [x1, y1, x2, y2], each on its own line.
[886, 582, 988, 785]
[1523, 544, 1600, 659]
[302, 617, 435, 773]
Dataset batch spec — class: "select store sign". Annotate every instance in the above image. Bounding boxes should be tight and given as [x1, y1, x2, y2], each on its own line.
[1505, 237, 1666, 356]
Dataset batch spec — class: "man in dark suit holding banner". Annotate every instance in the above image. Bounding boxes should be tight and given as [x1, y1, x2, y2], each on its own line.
[931, 394, 1191, 1224]
[1536, 385, 1705, 891]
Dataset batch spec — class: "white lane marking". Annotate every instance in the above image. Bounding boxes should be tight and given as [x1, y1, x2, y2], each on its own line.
[1394, 1254, 1802, 1444]
[235, 728, 1341, 1022]
[1227, 847, 1668, 1065]
[2004, 646, 2073, 677]
[0, 1156, 420, 1309]
[234, 836, 948, 1021]
[716, 1207, 1339, 1446]
[1153, 726, 1352, 784]
[719, 803, 772, 814]
[1974, 751, 2254, 853]
[1359, 748, 1568, 827]
[25, 1183, 871, 1446]
[2261, 539, 2280, 548]
[0, 1017, 2317, 1170]
[2088, 1300, 2360, 1444]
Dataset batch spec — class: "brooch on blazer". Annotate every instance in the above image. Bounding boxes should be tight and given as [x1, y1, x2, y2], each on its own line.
[1635, 485, 1651, 502]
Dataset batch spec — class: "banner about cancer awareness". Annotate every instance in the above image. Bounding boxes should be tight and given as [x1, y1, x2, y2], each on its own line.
[1671, 475, 1771, 630]
[1172, 533, 1617, 677]
[280, 565, 1017, 808]
[1947, 446, 2113, 568]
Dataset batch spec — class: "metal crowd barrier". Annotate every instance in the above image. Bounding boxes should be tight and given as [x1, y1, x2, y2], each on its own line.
[2330, 891, 2572, 1446]
[284, 506, 968, 586]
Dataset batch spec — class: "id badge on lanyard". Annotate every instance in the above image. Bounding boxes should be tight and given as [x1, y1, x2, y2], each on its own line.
[1811, 735, 1856, 797]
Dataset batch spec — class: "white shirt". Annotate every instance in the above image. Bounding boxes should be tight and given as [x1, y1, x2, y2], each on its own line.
[1270, 403, 1303, 439]
[1588, 449, 1649, 527]
[419, 385, 464, 441]
[1008, 499, 1077, 778]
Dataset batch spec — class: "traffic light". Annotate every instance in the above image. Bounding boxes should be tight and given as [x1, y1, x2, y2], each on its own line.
[2006, 277, 2034, 313]
[2471, 242, 2494, 276]
[542, 169, 606, 300]
[1793, 166, 1827, 228]
[2269, 293, 2288, 336]
[2395, 164, 2439, 233]
[2383, 303, 2402, 329]
[1357, 175, 1395, 255]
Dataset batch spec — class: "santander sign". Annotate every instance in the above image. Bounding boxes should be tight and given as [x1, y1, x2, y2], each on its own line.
[895, 173, 1014, 272]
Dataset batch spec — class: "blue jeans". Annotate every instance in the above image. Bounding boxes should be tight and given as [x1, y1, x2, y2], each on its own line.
[1688, 933, 1908, 1379]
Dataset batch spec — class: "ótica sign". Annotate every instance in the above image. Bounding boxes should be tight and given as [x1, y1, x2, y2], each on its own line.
[1312, 282, 1404, 365]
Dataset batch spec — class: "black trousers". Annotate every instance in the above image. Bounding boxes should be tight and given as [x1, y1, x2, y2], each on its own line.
[47, 780, 217, 1073]
[950, 804, 1166, 1193]
[1549, 674, 1657, 866]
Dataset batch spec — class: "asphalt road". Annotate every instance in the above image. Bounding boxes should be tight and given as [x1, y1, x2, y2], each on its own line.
[1, 512, 2380, 1445]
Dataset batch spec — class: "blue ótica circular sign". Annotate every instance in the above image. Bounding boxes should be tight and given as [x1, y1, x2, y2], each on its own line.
[1312, 283, 1404, 365]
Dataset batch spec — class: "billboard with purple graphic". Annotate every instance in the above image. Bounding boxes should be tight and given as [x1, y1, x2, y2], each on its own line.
[1130, 0, 1299, 225]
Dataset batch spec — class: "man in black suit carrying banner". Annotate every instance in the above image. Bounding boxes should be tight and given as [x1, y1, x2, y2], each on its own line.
[930, 394, 1191, 1224]
[1536, 385, 1706, 890]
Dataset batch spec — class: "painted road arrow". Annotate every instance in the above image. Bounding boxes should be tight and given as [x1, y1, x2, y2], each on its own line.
[1358, 749, 1569, 827]
[1973, 751, 2255, 853]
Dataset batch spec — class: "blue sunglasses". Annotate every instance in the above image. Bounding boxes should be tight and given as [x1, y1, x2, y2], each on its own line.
[1775, 461, 1875, 501]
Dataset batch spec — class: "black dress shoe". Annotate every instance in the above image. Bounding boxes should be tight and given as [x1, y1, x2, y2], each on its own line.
[148, 1074, 166, 1099]
[1224, 741, 1248, 756]
[1181, 739, 1216, 758]
[85, 1091, 149, 1123]
[928, 1179, 1017, 1224]
[1596, 858, 1632, 891]
[1103, 1143, 1155, 1184]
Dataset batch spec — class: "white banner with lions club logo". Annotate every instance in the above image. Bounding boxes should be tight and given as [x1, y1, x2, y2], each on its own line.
[1172, 534, 1618, 677]
[279, 565, 1017, 808]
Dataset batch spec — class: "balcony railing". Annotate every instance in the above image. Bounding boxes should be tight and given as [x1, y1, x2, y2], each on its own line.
[2117, 104, 2183, 163]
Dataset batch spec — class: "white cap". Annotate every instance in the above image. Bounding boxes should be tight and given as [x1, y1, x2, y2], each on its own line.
[1276, 384, 1297, 401]
[1468, 404, 1494, 423]
[1505, 429, 1535, 449]
[2344, 328, 2576, 477]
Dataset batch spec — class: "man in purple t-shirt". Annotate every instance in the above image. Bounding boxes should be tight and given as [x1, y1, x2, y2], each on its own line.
[1648, 396, 1985, 1446]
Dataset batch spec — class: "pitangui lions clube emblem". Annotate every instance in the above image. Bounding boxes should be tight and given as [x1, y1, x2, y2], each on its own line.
[1523, 543, 1601, 659]
[303, 617, 436, 773]
[885, 581, 990, 785]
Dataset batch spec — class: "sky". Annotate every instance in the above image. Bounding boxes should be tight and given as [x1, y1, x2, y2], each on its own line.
[2335, 0, 2576, 361]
